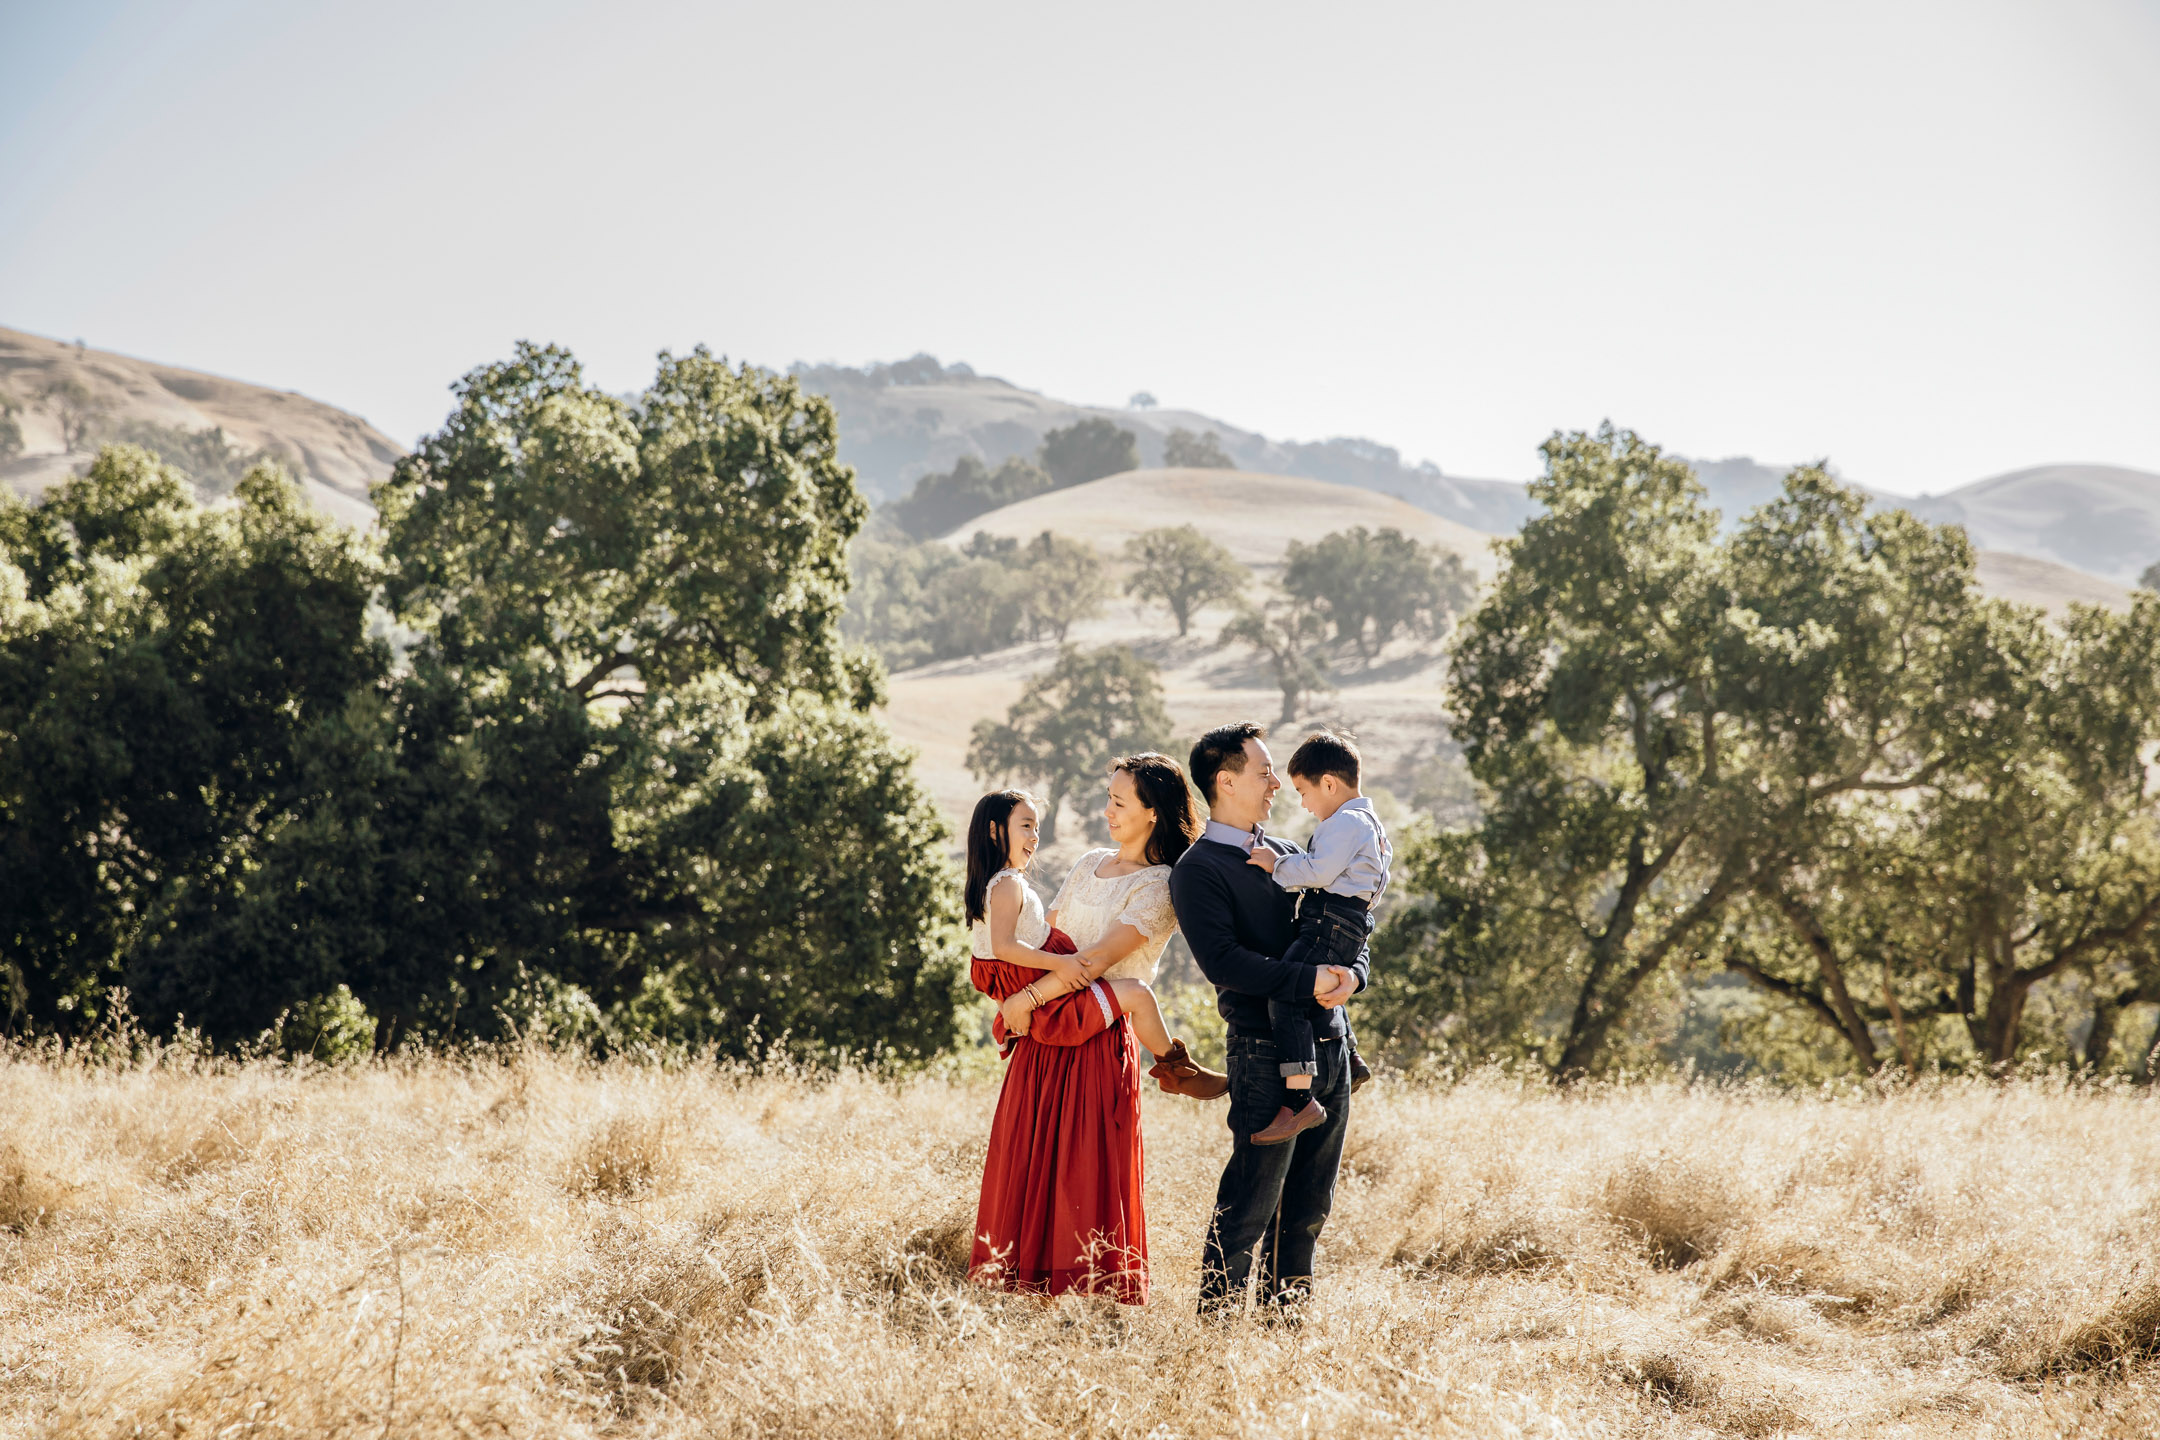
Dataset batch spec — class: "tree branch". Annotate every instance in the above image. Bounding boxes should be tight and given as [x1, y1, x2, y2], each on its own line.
[1725, 956, 1844, 1034]
[2023, 885, 2160, 984]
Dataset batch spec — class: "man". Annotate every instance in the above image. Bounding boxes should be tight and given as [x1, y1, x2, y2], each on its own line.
[1170, 721, 1362, 1318]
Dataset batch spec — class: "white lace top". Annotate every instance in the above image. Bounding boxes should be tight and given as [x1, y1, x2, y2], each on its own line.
[970, 869, 1049, 960]
[1048, 849, 1179, 983]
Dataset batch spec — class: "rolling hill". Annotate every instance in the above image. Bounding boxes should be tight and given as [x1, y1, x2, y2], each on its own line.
[799, 356, 2160, 590]
[0, 327, 402, 525]
[1906, 465, 2160, 583]
[940, 466, 1502, 578]
[1971, 550, 2133, 613]
[794, 354, 1533, 530]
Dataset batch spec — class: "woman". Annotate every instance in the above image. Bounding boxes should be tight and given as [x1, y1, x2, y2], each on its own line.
[968, 752, 1206, 1305]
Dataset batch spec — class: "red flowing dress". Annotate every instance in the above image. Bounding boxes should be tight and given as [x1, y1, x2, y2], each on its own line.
[969, 868, 1155, 1305]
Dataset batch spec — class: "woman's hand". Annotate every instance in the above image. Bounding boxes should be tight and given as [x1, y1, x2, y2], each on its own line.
[1000, 990, 1036, 1036]
[1049, 953, 1093, 990]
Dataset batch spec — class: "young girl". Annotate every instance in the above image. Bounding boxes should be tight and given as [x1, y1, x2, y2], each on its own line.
[964, 787, 1221, 1093]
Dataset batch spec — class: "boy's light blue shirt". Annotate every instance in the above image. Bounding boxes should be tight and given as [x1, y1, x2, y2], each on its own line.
[1268, 797, 1390, 902]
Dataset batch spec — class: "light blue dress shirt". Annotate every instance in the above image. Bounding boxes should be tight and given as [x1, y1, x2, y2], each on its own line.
[1266, 797, 1390, 902]
[1202, 818, 1261, 852]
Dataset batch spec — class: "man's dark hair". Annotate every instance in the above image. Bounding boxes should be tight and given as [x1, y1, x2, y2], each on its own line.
[1189, 721, 1267, 806]
[1287, 730, 1360, 788]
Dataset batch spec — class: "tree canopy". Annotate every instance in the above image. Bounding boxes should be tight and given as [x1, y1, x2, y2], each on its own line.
[1122, 524, 1248, 636]
[1375, 424, 2160, 1079]
[845, 528, 1107, 665]
[2, 346, 965, 1060]
[1163, 428, 1235, 469]
[1221, 591, 1332, 725]
[885, 454, 1051, 540]
[1283, 526, 1473, 660]
[1038, 418, 1139, 489]
[966, 645, 1174, 842]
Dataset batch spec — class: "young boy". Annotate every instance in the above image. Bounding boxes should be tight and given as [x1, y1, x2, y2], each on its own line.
[1245, 730, 1388, 1145]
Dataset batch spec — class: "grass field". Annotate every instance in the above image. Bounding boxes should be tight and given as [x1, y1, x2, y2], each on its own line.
[4, 1045, 2158, 1438]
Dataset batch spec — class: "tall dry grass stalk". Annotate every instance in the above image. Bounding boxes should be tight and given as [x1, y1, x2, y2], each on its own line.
[3, 1046, 2158, 1438]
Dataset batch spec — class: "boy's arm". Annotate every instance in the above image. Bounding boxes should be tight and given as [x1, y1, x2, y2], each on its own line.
[1171, 859, 1317, 1004]
[1263, 815, 1357, 891]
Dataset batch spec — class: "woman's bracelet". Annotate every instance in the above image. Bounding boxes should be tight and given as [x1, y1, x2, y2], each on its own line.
[1023, 981, 1044, 1007]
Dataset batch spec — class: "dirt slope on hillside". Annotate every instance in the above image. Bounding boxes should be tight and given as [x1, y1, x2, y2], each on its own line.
[0, 326, 402, 525]
[1973, 550, 2133, 613]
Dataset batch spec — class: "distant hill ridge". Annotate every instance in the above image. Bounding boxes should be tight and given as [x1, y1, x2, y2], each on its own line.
[790, 354, 1535, 532]
[6, 329, 2152, 587]
[955, 465, 2127, 618]
[0, 326, 402, 527]
[799, 355, 2160, 585]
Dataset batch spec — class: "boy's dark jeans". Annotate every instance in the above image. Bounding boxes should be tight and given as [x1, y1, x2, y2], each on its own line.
[1198, 1031, 1351, 1313]
[1267, 894, 1374, 1078]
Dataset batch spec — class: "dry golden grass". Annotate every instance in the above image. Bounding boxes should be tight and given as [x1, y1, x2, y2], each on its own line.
[3, 1046, 2158, 1439]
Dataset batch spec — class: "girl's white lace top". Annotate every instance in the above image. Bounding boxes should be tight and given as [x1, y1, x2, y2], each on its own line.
[1048, 849, 1179, 983]
[970, 869, 1049, 960]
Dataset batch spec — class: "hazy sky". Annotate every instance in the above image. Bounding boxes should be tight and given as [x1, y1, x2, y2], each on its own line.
[3, 0, 2156, 495]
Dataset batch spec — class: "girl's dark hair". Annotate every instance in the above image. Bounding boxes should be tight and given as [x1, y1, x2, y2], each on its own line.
[964, 789, 1036, 926]
[1112, 752, 1201, 869]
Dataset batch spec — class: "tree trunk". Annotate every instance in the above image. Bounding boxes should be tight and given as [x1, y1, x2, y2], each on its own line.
[1557, 855, 1742, 1079]
[1555, 832, 1655, 1079]
[1883, 969, 1916, 1071]
[1979, 959, 2028, 1068]
[2083, 995, 2120, 1071]
[1770, 890, 1880, 1071]
[1040, 783, 1064, 844]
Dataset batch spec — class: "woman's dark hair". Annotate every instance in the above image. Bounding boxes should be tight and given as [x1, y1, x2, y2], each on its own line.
[1189, 721, 1267, 806]
[964, 789, 1036, 926]
[1112, 752, 1201, 869]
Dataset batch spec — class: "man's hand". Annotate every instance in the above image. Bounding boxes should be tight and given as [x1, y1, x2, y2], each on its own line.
[1246, 846, 1278, 874]
[1313, 964, 1357, 1008]
[1000, 990, 1036, 1036]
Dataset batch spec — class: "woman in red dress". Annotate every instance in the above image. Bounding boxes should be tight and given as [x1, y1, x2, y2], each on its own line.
[963, 754, 1221, 1305]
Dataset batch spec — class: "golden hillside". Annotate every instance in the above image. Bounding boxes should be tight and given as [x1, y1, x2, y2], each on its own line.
[0, 327, 402, 525]
[943, 465, 1501, 577]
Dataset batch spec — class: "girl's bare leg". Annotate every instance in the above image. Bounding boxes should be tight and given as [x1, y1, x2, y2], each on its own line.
[1105, 978, 1173, 1057]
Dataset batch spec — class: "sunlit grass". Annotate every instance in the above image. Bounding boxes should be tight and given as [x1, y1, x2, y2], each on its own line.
[3, 1043, 2157, 1437]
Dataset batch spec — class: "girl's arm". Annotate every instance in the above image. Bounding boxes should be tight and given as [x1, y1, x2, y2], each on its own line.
[1001, 921, 1149, 1032]
[987, 878, 1089, 987]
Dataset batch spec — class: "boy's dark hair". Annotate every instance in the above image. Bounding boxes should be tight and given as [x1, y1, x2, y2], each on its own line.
[1189, 721, 1267, 806]
[963, 789, 1036, 926]
[1287, 730, 1360, 788]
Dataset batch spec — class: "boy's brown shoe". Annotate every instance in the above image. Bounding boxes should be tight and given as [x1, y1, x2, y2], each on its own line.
[1150, 1039, 1230, 1099]
[1251, 1099, 1328, 1145]
[1349, 1052, 1372, 1093]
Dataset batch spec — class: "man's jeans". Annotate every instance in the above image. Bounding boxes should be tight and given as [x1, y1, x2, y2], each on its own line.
[1198, 1030, 1350, 1312]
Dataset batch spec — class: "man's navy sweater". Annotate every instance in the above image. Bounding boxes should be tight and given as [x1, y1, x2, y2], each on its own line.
[1170, 836, 1369, 1039]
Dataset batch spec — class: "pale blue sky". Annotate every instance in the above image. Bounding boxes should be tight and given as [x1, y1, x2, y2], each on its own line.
[3, 0, 2156, 494]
